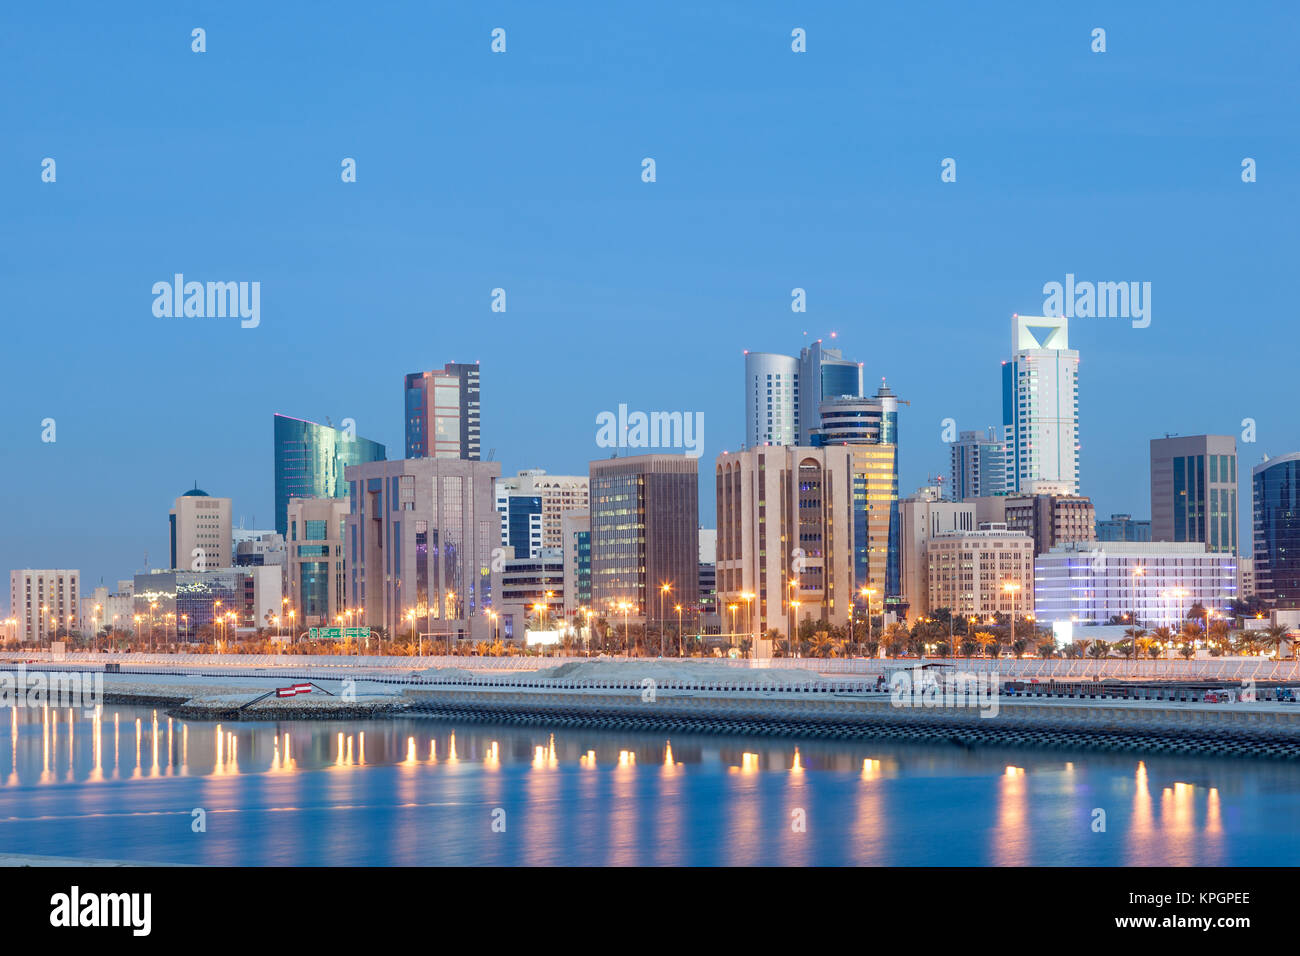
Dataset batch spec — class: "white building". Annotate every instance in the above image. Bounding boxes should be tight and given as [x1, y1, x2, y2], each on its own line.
[1034, 541, 1236, 629]
[9, 570, 80, 645]
[926, 525, 1034, 618]
[744, 351, 800, 447]
[1002, 314, 1079, 495]
[495, 469, 589, 558]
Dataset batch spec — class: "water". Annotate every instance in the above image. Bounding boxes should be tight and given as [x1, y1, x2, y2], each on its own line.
[0, 705, 1296, 865]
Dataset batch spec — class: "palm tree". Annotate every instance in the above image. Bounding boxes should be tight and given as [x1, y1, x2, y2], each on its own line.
[1261, 625, 1289, 660]
[883, 622, 908, 658]
[1123, 626, 1147, 660]
[973, 631, 996, 658]
[1087, 640, 1110, 659]
[1148, 626, 1174, 659]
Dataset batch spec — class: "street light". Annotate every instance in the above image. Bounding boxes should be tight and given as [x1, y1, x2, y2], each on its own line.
[675, 603, 683, 657]
[659, 583, 672, 657]
[1002, 581, 1021, 650]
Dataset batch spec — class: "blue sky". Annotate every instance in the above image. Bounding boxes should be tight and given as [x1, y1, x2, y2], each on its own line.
[2, 1, 1297, 598]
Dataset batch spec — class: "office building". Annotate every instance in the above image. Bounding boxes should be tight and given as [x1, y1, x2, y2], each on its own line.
[234, 532, 287, 571]
[499, 548, 566, 641]
[590, 453, 699, 623]
[9, 570, 80, 645]
[1096, 514, 1152, 542]
[273, 414, 386, 536]
[1002, 489, 1096, 555]
[949, 428, 1006, 500]
[345, 457, 502, 642]
[1150, 434, 1238, 555]
[716, 445, 855, 638]
[561, 511, 592, 619]
[797, 340, 863, 444]
[496, 469, 589, 558]
[1034, 541, 1236, 628]
[404, 362, 481, 460]
[926, 525, 1034, 618]
[286, 497, 349, 628]
[744, 351, 800, 447]
[1002, 314, 1080, 495]
[1253, 452, 1300, 608]
[900, 490, 976, 620]
[170, 487, 232, 570]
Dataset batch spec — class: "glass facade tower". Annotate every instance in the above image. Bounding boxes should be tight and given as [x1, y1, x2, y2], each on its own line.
[273, 414, 386, 536]
[1253, 453, 1300, 609]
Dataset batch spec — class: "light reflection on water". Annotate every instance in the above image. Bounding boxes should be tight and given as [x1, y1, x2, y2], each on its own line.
[0, 705, 1294, 866]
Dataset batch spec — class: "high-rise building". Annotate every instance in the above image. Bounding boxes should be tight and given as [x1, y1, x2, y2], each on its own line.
[495, 470, 590, 558]
[589, 454, 699, 623]
[404, 362, 481, 460]
[1150, 434, 1238, 555]
[1002, 314, 1080, 495]
[170, 487, 232, 570]
[797, 340, 863, 444]
[9, 570, 80, 645]
[926, 524, 1034, 619]
[810, 382, 904, 612]
[273, 414, 386, 536]
[286, 497, 349, 628]
[949, 428, 1005, 500]
[715, 446, 855, 639]
[900, 490, 976, 621]
[1096, 514, 1152, 542]
[744, 351, 799, 447]
[1237, 556, 1256, 601]
[345, 457, 502, 642]
[499, 548, 566, 641]
[1034, 542, 1236, 629]
[1252, 452, 1300, 609]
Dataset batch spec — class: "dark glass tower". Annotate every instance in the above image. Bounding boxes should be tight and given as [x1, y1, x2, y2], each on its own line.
[273, 414, 386, 535]
[1253, 453, 1300, 608]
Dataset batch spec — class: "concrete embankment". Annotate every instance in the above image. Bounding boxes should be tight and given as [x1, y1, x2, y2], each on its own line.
[400, 686, 1300, 759]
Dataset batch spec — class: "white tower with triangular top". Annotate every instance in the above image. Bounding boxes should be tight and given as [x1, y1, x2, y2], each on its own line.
[1001, 314, 1080, 495]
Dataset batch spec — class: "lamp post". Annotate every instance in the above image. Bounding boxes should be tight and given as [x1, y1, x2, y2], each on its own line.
[740, 592, 754, 658]
[675, 603, 683, 657]
[1002, 581, 1021, 651]
[659, 583, 671, 657]
[790, 600, 802, 657]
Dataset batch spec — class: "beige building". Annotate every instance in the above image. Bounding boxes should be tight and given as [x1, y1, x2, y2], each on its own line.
[716, 445, 855, 640]
[9, 569, 80, 645]
[496, 469, 590, 555]
[286, 497, 349, 628]
[1238, 556, 1255, 600]
[900, 490, 976, 621]
[926, 524, 1034, 618]
[969, 484, 1094, 556]
[170, 488, 232, 570]
[346, 457, 502, 642]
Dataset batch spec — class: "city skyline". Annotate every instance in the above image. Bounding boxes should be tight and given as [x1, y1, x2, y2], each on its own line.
[4, 3, 1297, 596]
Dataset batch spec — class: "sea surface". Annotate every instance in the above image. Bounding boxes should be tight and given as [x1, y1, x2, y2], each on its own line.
[0, 704, 1295, 865]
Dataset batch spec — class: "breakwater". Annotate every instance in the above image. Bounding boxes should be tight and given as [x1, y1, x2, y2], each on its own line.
[401, 687, 1300, 759]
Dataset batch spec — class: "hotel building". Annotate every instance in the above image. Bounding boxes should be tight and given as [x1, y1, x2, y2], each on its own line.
[1002, 314, 1080, 495]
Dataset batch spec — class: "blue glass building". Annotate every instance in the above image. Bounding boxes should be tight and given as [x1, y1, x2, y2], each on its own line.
[1253, 453, 1300, 609]
[273, 414, 386, 536]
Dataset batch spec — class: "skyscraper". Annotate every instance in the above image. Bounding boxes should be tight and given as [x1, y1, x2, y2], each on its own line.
[494, 469, 590, 558]
[949, 428, 1006, 500]
[404, 362, 481, 460]
[1002, 314, 1080, 495]
[273, 414, 386, 536]
[744, 351, 799, 447]
[1252, 452, 1300, 608]
[1150, 434, 1238, 555]
[810, 382, 904, 612]
[797, 340, 863, 444]
[589, 454, 699, 621]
